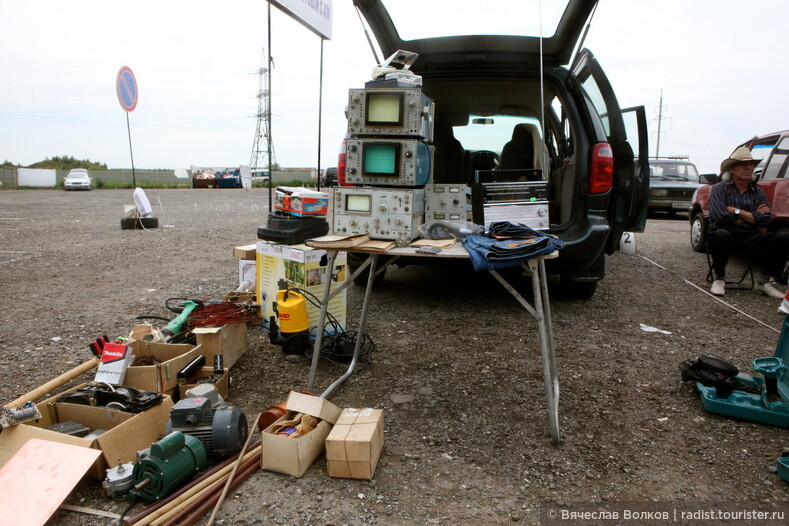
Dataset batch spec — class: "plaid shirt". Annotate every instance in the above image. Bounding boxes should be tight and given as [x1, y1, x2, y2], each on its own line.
[708, 179, 771, 232]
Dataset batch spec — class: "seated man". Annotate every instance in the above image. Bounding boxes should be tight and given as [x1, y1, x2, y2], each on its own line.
[708, 147, 789, 298]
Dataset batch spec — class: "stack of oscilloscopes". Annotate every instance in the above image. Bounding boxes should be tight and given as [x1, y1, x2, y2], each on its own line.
[332, 51, 437, 246]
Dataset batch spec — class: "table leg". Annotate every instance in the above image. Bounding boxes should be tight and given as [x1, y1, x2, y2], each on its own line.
[528, 258, 561, 444]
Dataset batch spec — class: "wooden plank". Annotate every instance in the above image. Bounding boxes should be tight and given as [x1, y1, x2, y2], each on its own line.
[0, 438, 101, 526]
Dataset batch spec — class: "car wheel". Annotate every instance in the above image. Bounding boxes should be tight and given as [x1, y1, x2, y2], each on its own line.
[690, 212, 706, 252]
[121, 217, 160, 230]
[348, 253, 388, 286]
[559, 275, 597, 300]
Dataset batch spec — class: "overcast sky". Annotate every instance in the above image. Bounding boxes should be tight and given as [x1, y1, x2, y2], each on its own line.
[1, 0, 787, 174]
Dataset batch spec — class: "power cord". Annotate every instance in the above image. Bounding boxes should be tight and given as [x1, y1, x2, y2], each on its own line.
[282, 286, 376, 369]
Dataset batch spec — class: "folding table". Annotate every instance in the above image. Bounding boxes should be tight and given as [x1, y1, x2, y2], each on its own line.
[305, 244, 561, 444]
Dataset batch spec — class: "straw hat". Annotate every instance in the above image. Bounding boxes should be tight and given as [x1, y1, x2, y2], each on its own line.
[720, 146, 761, 173]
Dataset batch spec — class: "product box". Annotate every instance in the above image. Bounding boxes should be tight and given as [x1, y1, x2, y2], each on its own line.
[274, 187, 329, 217]
[0, 389, 174, 480]
[193, 322, 248, 370]
[124, 341, 203, 394]
[256, 241, 347, 331]
[260, 391, 342, 477]
[177, 366, 229, 399]
[325, 408, 384, 479]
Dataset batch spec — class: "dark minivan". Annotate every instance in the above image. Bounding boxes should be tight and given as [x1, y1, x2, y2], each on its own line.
[348, 0, 649, 298]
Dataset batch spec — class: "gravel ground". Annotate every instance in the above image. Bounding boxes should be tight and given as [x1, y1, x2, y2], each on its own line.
[1, 189, 788, 525]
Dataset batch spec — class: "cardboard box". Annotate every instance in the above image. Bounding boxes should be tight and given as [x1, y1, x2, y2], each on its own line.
[193, 322, 248, 370]
[256, 241, 347, 330]
[233, 244, 257, 260]
[274, 187, 329, 217]
[325, 408, 384, 479]
[0, 390, 174, 480]
[260, 392, 342, 477]
[178, 366, 229, 399]
[124, 341, 202, 394]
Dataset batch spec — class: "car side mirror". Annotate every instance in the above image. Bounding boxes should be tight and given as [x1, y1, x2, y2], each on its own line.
[699, 173, 719, 185]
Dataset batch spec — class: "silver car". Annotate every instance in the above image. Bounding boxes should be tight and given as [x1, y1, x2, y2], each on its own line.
[64, 169, 91, 190]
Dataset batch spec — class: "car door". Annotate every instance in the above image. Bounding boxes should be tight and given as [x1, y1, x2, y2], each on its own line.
[572, 48, 649, 253]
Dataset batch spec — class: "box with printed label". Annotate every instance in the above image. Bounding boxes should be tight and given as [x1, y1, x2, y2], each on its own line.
[0, 387, 173, 480]
[193, 322, 248, 370]
[274, 187, 329, 217]
[260, 392, 342, 477]
[256, 241, 346, 331]
[325, 407, 384, 479]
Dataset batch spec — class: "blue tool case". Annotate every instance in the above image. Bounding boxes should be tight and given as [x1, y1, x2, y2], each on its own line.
[681, 316, 789, 427]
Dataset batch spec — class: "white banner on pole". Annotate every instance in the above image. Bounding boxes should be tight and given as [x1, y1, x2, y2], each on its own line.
[270, 0, 333, 40]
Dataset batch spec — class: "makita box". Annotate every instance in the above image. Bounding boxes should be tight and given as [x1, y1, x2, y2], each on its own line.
[274, 187, 329, 217]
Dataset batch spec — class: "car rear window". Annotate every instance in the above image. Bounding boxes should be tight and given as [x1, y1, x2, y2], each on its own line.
[381, 0, 568, 40]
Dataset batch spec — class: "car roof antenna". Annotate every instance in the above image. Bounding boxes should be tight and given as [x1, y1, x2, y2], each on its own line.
[538, 0, 547, 173]
[354, 5, 381, 65]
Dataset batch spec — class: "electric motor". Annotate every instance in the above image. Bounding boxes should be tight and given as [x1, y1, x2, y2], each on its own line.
[130, 431, 206, 503]
[166, 396, 249, 460]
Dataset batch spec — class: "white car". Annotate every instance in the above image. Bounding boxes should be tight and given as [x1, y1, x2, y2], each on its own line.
[64, 169, 91, 190]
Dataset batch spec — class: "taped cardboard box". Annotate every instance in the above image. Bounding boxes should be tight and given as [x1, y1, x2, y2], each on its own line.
[233, 244, 257, 260]
[325, 408, 384, 479]
[260, 392, 342, 477]
[0, 389, 173, 480]
[193, 322, 248, 370]
[124, 341, 203, 394]
[178, 366, 229, 399]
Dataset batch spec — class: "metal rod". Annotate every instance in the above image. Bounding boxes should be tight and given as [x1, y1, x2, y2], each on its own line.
[266, 0, 273, 211]
[126, 111, 137, 188]
[321, 254, 378, 399]
[307, 251, 337, 392]
[316, 37, 324, 191]
[527, 259, 560, 443]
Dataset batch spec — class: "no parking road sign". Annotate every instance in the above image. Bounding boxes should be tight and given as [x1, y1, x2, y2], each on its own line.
[116, 66, 138, 112]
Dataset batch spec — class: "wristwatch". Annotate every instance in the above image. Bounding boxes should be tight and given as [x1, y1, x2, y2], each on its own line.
[734, 208, 741, 216]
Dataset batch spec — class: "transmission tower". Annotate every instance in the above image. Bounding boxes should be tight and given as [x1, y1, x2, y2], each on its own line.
[250, 49, 275, 171]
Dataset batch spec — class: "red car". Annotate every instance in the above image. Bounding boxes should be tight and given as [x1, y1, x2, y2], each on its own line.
[689, 130, 789, 251]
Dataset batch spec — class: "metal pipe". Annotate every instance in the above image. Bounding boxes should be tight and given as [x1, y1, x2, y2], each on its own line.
[321, 254, 378, 399]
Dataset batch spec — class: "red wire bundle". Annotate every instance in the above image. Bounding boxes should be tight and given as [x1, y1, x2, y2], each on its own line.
[188, 302, 258, 328]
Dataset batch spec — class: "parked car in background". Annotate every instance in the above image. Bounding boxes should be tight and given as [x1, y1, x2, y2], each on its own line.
[648, 158, 701, 216]
[63, 169, 91, 190]
[321, 167, 338, 187]
[690, 129, 789, 251]
[347, 0, 650, 299]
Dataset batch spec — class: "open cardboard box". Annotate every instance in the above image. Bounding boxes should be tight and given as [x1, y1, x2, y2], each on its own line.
[326, 408, 384, 479]
[178, 366, 229, 399]
[260, 392, 341, 477]
[0, 386, 173, 480]
[124, 341, 202, 394]
[193, 323, 248, 370]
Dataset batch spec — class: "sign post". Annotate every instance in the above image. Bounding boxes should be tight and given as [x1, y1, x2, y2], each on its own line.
[116, 66, 138, 188]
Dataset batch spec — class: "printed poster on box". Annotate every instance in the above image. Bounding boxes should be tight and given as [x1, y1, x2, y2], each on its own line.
[256, 242, 346, 332]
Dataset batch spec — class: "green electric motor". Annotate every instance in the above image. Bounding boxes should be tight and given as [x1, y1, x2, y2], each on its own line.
[129, 431, 207, 503]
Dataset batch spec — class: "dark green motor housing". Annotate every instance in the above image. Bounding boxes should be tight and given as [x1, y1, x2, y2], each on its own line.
[130, 431, 207, 503]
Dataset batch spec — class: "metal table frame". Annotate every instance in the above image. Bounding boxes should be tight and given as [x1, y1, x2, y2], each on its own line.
[306, 245, 561, 443]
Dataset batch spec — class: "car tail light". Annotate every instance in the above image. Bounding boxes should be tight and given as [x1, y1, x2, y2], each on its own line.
[589, 142, 614, 194]
[337, 140, 349, 186]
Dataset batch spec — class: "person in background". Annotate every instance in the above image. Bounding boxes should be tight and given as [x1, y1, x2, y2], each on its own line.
[707, 146, 789, 298]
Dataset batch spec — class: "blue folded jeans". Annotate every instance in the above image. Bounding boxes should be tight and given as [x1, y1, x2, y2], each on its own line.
[462, 225, 564, 271]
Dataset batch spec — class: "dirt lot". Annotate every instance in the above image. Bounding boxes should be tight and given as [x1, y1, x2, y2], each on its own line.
[1, 189, 787, 525]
